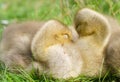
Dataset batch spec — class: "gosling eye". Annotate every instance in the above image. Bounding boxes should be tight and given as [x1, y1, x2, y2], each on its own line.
[62, 34, 69, 39]
[54, 33, 70, 40]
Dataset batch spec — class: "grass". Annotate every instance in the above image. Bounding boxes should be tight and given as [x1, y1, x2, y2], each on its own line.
[0, 0, 120, 82]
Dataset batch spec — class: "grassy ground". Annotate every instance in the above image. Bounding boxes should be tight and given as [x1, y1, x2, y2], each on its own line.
[0, 0, 120, 82]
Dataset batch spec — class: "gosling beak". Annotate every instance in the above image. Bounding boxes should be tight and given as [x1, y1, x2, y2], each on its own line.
[69, 26, 79, 42]
[72, 34, 79, 42]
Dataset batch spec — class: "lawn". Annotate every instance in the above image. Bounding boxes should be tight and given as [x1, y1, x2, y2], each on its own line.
[0, 0, 120, 82]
